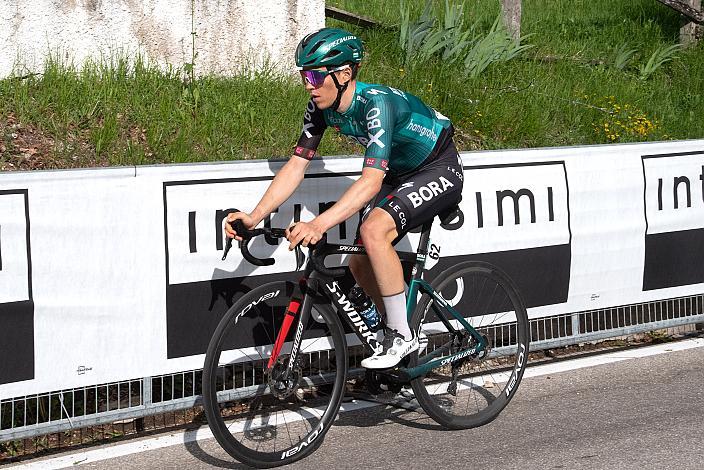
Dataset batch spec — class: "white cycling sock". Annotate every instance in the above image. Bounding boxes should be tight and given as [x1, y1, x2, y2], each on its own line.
[382, 292, 412, 340]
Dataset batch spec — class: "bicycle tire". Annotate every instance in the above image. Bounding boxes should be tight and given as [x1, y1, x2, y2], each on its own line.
[409, 261, 529, 429]
[202, 281, 347, 468]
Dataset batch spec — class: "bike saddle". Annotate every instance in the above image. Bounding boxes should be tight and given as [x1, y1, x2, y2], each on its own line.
[438, 196, 463, 230]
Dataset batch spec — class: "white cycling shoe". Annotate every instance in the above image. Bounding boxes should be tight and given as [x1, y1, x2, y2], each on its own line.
[361, 330, 419, 369]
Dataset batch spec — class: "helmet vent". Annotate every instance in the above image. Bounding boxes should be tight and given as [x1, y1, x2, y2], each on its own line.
[325, 50, 342, 60]
[308, 40, 325, 56]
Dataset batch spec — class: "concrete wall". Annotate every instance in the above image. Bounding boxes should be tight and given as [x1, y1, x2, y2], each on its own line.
[0, 0, 325, 78]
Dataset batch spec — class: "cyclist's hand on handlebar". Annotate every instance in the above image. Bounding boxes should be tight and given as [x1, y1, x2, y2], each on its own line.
[285, 221, 324, 251]
[225, 212, 256, 241]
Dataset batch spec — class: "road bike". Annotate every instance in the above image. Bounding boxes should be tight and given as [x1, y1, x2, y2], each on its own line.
[202, 205, 529, 468]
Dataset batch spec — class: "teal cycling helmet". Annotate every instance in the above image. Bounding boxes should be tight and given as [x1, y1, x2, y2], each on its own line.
[295, 28, 363, 69]
[295, 28, 363, 111]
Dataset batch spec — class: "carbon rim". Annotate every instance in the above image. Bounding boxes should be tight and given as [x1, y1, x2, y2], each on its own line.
[202, 282, 347, 466]
[410, 262, 529, 428]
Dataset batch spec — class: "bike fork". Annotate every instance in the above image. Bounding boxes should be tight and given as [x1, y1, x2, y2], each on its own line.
[267, 282, 314, 377]
[268, 298, 302, 369]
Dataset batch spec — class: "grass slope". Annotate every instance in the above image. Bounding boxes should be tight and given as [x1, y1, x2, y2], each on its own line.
[0, 0, 702, 170]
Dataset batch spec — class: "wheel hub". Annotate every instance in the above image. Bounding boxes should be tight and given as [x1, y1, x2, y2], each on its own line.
[476, 334, 491, 359]
[267, 357, 302, 400]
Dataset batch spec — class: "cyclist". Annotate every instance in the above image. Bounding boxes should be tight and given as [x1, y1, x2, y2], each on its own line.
[225, 27, 463, 369]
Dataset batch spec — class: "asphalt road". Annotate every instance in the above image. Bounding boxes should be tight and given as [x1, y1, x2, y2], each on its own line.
[11, 339, 704, 470]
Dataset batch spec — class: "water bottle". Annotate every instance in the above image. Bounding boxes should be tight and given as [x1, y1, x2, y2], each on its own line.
[348, 286, 381, 331]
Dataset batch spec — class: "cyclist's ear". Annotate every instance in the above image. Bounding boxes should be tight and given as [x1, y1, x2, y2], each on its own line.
[337, 65, 353, 84]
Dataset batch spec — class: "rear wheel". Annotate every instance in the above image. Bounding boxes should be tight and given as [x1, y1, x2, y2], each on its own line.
[202, 281, 347, 468]
[409, 261, 529, 429]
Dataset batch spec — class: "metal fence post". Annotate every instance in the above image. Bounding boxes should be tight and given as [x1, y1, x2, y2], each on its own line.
[142, 377, 152, 408]
[136, 376, 152, 433]
[571, 312, 581, 338]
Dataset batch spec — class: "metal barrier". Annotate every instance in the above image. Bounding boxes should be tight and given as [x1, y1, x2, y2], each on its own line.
[1, 294, 702, 443]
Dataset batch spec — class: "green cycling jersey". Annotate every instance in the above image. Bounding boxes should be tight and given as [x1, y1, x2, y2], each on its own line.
[294, 81, 453, 175]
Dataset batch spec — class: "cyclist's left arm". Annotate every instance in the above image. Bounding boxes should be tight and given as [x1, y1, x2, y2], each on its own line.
[286, 168, 384, 249]
[313, 93, 400, 233]
[287, 95, 395, 248]
[315, 167, 385, 230]
[311, 95, 397, 232]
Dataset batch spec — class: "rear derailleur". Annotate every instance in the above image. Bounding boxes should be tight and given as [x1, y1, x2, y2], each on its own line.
[447, 332, 491, 396]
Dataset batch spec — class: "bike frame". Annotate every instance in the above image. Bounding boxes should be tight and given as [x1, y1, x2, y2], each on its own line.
[269, 221, 488, 382]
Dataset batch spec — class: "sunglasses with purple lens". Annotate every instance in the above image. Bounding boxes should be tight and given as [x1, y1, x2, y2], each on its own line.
[299, 65, 349, 89]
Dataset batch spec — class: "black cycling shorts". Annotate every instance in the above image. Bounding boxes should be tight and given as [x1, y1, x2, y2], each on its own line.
[357, 140, 464, 242]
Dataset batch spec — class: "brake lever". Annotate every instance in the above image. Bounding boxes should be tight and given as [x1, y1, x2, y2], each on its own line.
[222, 237, 233, 260]
[294, 245, 305, 271]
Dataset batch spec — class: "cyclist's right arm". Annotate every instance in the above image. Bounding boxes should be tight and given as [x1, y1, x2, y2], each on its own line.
[225, 98, 327, 240]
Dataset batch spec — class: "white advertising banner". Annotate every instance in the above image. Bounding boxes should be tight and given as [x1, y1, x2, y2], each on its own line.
[0, 140, 703, 398]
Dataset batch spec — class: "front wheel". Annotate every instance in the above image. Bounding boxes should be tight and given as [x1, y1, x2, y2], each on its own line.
[409, 261, 529, 429]
[202, 281, 347, 468]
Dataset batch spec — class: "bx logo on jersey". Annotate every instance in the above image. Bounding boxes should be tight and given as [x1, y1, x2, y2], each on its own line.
[302, 100, 317, 138]
[406, 176, 455, 208]
[365, 107, 385, 149]
[364, 158, 388, 170]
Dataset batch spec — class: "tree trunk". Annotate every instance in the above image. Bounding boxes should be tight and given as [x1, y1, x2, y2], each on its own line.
[500, 0, 522, 41]
[679, 0, 702, 46]
[656, 0, 704, 23]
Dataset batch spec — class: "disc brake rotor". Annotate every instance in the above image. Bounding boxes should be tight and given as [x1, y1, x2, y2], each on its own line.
[267, 357, 302, 400]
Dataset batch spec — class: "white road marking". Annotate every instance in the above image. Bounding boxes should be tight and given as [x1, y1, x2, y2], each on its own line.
[10, 337, 703, 469]
[524, 337, 704, 379]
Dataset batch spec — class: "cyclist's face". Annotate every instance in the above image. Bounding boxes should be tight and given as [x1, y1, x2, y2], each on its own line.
[302, 66, 351, 110]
